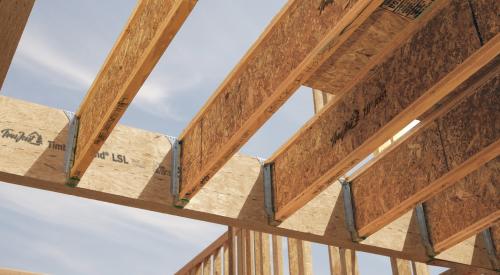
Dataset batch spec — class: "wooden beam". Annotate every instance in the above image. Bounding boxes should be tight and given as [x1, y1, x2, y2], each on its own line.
[175, 231, 228, 275]
[267, 0, 499, 221]
[390, 257, 412, 275]
[424, 157, 499, 253]
[287, 238, 312, 275]
[306, 3, 414, 94]
[69, 0, 196, 181]
[0, 95, 494, 270]
[0, 0, 34, 91]
[272, 235, 283, 275]
[214, 248, 222, 275]
[351, 63, 500, 238]
[178, 0, 385, 200]
[411, 262, 429, 275]
[328, 246, 359, 275]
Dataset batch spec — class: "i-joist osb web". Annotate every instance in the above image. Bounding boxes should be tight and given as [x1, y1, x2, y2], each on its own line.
[0, 0, 498, 273]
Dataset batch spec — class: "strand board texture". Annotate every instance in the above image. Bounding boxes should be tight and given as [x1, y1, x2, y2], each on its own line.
[178, 0, 384, 200]
[0, 0, 34, 91]
[0, 95, 493, 270]
[305, 7, 410, 94]
[351, 73, 500, 238]
[71, 0, 196, 179]
[268, 0, 495, 221]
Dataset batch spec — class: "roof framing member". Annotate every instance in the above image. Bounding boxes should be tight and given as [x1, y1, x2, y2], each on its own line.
[68, 0, 196, 182]
[0, 95, 495, 271]
[177, 0, 385, 201]
[0, 0, 34, 91]
[350, 62, 499, 243]
[266, 0, 499, 221]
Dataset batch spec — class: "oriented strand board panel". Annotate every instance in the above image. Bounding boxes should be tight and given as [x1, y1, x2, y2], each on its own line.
[178, 0, 385, 199]
[352, 74, 500, 237]
[269, 0, 488, 221]
[468, 0, 500, 43]
[0, 0, 34, 91]
[305, 7, 410, 93]
[0, 95, 494, 270]
[71, 0, 196, 180]
[425, 157, 500, 253]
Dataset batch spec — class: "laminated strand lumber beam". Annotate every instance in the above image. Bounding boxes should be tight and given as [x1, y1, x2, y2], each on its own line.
[0, 95, 495, 271]
[0, 0, 34, 91]
[350, 63, 500, 238]
[68, 0, 196, 182]
[177, 0, 385, 201]
[267, 0, 499, 221]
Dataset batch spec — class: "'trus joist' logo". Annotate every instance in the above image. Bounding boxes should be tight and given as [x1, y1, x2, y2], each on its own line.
[1, 128, 43, 146]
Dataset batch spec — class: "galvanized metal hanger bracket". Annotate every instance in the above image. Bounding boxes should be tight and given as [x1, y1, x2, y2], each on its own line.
[339, 178, 364, 242]
[63, 110, 80, 187]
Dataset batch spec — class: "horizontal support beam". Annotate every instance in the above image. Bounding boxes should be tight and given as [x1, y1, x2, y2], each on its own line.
[305, 4, 412, 94]
[178, 0, 385, 200]
[351, 65, 500, 238]
[268, 0, 498, 221]
[0, 95, 494, 270]
[70, 0, 196, 181]
[425, 157, 499, 253]
[0, 0, 34, 91]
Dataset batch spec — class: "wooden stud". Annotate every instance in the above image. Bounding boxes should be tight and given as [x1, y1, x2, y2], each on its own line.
[236, 229, 244, 275]
[287, 238, 312, 275]
[261, 233, 271, 275]
[269, 0, 499, 221]
[390, 258, 412, 275]
[203, 257, 212, 275]
[244, 230, 254, 275]
[351, 65, 500, 238]
[0, 95, 494, 270]
[213, 248, 222, 275]
[328, 246, 359, 275]
[69, 0, 196, 180]
[272, 235, 283, 275]
[0, 0, 34, 91]
[411, 261, 430, 275]
[175, 232, 229, 275]
[178, 0, 385, 200]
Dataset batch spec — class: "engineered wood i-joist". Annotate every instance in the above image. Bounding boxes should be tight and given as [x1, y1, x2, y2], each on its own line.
[0, 95, 494, 270]
[0, 0, 34, 91]
[69, 0, 196, 180]
[268, 0, 499, 221]
[351, 66, 500, 238]
[305, 3, 413, 94]
[178, 0, 384, 200]
[424, 156, 499, 253]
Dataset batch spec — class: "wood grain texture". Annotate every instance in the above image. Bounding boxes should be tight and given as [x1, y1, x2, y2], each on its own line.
[328, 246, 359, 275]
[272, 235, 283, 275]
[467, 0, 500, 43]
[203, 257, 211, 275]
[213, 248, 222, 275]
[412, 262, 429, 275]
[390, 257, 412, 275]
[425, 157, 500, 253]
[0, 95, 494, 270]
[270, 0, 493, 221]
[178, 0, 384, 200]
[287, 238, 312, 275]
[175, 231, 229, 275]
[0, 0, 33, 91]
[71, 0, 196, 179]
[306, 7, 409, 94]
[352, 73, 500, 237]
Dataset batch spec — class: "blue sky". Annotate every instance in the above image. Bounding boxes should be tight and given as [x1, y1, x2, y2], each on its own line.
[0, 1, 448, 274]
